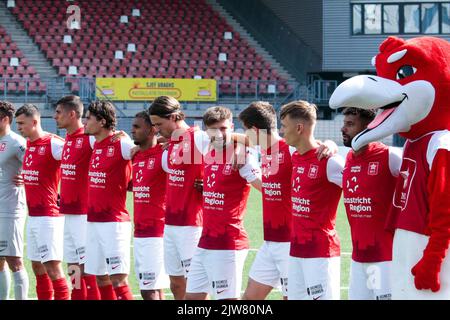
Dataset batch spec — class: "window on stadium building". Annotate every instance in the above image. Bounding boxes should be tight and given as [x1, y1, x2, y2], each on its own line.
[352, 2, 450, 35]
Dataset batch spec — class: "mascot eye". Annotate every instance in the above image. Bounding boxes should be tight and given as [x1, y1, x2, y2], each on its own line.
[396, 65, 417, 80]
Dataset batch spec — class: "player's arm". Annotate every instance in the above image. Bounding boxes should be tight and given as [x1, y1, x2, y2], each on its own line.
[411, 148, 450, 292]
[120, 137, 136, 160]
[326, 154, 345, 188]
[13, 138, 27, 186]
[239, 151, 262, 192]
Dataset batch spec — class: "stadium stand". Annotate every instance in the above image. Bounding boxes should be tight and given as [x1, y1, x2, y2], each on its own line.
[0, 25, 46, 93]
[9, 0, 291, 95]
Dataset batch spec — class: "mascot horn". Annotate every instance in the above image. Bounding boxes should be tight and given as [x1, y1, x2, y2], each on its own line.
[330, 36, 450, 299]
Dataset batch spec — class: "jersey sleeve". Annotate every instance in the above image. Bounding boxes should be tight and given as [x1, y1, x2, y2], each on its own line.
[120, 138, 135, 160]
[50, 136, 65, 160]
[239, 152, 262, 183]
[89, 136, 96, 149]
[161, 150, 170, 173]
[194, 130, 210, 156]
[388, 146, 403, 177]
[326, 154, 344, 187]
[15, 136, 27, 163]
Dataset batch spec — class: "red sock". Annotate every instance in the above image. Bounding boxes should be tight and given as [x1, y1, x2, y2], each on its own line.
[71, 276, 87, 300]
[114, 285, 134, 300]
[36, 273, 54, 300]
[99, 284, 117, 300]
[52, 278, 70, 300]
[83, 275, 101, 300]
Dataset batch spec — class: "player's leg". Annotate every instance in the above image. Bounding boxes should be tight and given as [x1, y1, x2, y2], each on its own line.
[134, 237, 169, 300]
[369, 261, 392, 300]
[40, 216, 69, 300]
[27, 216, 53, 300]
[348, 260, 372, 300]
[85, 222, 115, 300]
[243, 241, 278, 300]
[0, 258, 11, 300]
[185, 248, 209, 300]
[272, 242, 290, 300]
[209, 249, 248, 301]
[1, 216, 28, 300]
[105, 221, 133, 300]
[302, 256, 341, 300]
[287, 256, 308, 300]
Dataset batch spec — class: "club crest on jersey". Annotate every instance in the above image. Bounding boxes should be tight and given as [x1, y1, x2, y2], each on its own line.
[222, 164, 232, 175]
[0, 142, 6, 152]
[147, 158, 155, 169]
[75, 138, 83, 149]
[393, 158, 417, 211]
[38, 146, 46, 155]
[368, 162, 379, 175]
[308, 165, 318, 179]
[107, 146, 114, 157]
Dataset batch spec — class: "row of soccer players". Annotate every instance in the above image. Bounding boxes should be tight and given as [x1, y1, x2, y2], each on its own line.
[0, 96, 400, 300]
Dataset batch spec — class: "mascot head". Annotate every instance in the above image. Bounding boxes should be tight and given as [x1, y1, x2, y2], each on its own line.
[329, 36, 450, 151]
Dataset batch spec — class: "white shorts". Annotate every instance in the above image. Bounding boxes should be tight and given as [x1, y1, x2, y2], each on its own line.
[249, 241, 289, 296]
[84, 222, 131, 276]
[64, 215, 88, 264]
[163, 225, 202, 277]
[348, 260, 392, 300]
[288, 256, 340, 300]
[187, 248, 248, 300]
[0, 217, 26, 258]
[392, 229, 450, 300]
[27, 216, 65, 263]
[134, 237, 170, 290]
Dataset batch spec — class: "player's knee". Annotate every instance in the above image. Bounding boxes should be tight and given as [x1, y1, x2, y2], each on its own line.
[43, 261, 64, 280]
[31, 261, 47, 275]
[5, 257, 23, 272]
[96, 275, 111, 287]
[110, 274, 128, 288]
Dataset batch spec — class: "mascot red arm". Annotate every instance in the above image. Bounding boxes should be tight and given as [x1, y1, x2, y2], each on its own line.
[330, 36, 450, 299]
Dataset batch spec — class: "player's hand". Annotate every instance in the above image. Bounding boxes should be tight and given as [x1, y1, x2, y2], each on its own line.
[111, 130, 128, 142]
[194, 179, 203, 193]
[411, 255, 442, 292]
[12, 174, 24, 186]
[130, 146, 139, 159]
[316, 139, 338, 160]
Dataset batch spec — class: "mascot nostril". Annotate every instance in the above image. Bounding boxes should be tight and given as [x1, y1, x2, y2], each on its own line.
[330, 36, 450, 299]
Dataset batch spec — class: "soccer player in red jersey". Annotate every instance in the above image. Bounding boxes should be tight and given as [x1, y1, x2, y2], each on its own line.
[130, 111, 169, 300]
[83, 101, 135, 300]
[53, 96, 101, 300]
[280, 101, 344, 300]
[15, 104, 69, 300]
[238, 101, 338, 300]
[185, 106, 262, 300]
[149, 96, 208, 300]
[341, 107, 402, 300]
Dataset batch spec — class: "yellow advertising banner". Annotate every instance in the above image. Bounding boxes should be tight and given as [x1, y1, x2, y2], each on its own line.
[96, 78, 217, 101]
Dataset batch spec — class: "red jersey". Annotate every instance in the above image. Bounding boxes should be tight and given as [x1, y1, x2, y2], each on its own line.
[132, 145, 167, 238]
[165, 127, 204, 227]
[290, 149, 344, 258]
[260, 139, 294, 242]
[60, 127, 95, 215]
[22, 134, 64, 216]
[87, 135, 133, 223]
[387, 131, 450, 235]
[199, 146, 261, 250]
[343, 142, 402, 262]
